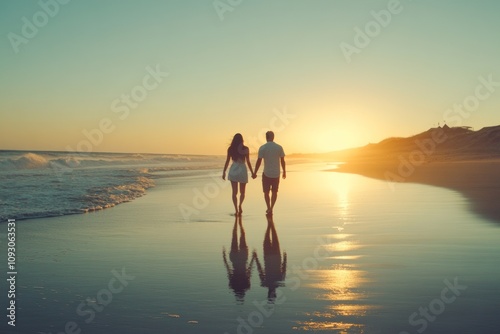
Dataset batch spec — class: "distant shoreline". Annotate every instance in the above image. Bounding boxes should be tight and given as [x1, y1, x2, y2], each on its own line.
[311, 125, 500, 223]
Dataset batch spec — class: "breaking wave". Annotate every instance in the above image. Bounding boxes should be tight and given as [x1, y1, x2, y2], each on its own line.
[0, 151, 223, 222]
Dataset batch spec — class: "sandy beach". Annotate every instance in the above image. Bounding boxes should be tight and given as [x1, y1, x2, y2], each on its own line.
[335, 158, 500, 223]
[2, 162, 500, 334]
[3, 1, 500, 333]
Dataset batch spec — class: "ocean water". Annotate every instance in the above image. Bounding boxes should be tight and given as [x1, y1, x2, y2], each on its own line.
[0, 151, 223, 221]
[1, 160, 499, 333]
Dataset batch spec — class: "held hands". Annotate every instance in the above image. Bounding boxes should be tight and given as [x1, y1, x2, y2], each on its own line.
[249, 172, 286, 179]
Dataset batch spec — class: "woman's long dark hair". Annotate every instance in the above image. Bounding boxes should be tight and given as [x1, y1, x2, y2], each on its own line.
[228, 133, 248, 161]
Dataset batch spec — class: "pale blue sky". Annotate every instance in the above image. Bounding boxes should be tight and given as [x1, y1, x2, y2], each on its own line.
[1, 0, 499, 154]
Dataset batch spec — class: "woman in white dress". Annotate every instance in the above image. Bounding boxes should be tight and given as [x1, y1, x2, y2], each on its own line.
[222, 133, 254, 215]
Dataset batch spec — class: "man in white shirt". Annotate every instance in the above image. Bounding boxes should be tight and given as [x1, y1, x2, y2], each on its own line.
[252, 131, 286, 215]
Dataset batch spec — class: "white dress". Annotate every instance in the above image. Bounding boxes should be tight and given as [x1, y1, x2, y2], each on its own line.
[228, 160, 248, 183]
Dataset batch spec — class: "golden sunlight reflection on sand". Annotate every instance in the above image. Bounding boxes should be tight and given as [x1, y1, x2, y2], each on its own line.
[322, 172, 351, 224]
[310, 265, 371, 302]
[335, 176, 350, 221]
[295, 261, 376, 332]
[293, 319, 365, 333]
[293, 176, 377, 332]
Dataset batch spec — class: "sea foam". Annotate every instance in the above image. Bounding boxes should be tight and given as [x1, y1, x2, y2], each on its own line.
[0, 151, 224, 221]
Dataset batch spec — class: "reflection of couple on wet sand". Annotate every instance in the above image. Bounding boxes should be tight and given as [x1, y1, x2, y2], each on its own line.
[222, 215, 254, 303]
[254, 214, 287, 301]
[222, 215, 287, 303]
[222, 131, 286, 216]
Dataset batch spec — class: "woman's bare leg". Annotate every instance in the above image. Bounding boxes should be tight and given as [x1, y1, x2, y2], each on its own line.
[231, 181, 238, 215]
[238, 183, 246, 215]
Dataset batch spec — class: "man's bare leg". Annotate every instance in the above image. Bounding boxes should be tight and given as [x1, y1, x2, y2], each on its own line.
[270, 190, 278, 214]
[264, 191, 272, 214]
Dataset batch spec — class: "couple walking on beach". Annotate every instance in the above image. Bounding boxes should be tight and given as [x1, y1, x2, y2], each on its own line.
[222, 131, 286, 216]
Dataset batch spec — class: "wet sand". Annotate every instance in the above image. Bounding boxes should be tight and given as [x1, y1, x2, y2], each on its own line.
[335, 159, 500, 223]
[2, 163, 500, 333]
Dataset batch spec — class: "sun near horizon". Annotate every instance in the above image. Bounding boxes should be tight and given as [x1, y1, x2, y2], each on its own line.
[1, 1, 499, 155]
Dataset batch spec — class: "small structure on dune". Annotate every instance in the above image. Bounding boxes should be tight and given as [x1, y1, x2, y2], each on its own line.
[438, 124, 473, 132]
